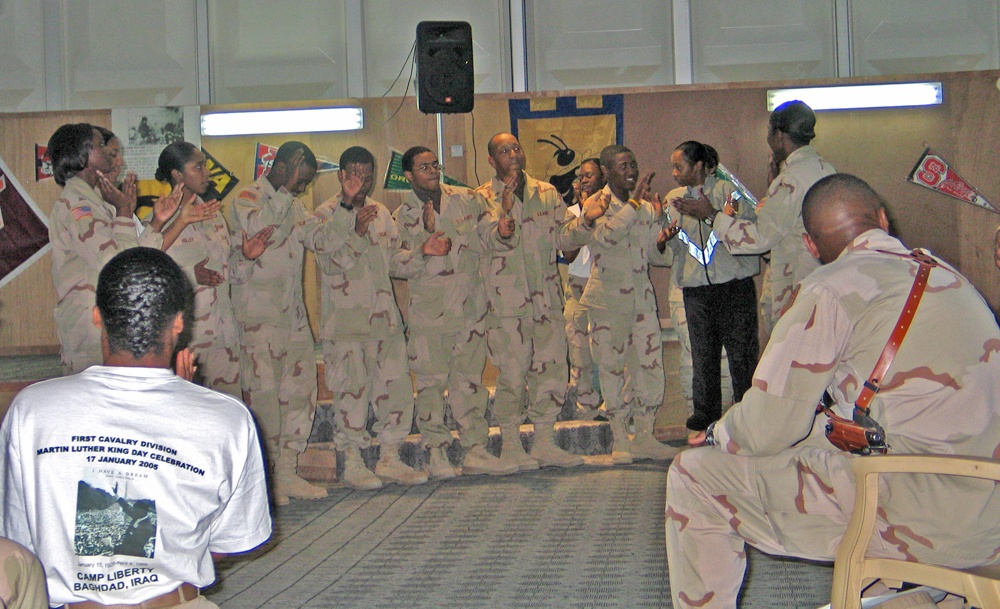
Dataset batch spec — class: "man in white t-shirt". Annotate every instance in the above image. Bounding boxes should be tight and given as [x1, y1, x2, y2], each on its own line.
[0, 247, 272, 608]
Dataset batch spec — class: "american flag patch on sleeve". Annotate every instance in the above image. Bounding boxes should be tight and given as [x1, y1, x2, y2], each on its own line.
[71, 206, 93, 221]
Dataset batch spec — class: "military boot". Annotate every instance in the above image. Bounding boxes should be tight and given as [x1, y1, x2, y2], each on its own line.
[375, 443, 427, 486]
[630, 413, 681, 461]
[275, 452, 329, 500]
[427, 446, 458, 480]
[498, 426, 539, 472]
[530, 422, 583, 468]
[462, 444, 519, 476]
[608, 415, 633, 465]
[341, 448, 383, 490]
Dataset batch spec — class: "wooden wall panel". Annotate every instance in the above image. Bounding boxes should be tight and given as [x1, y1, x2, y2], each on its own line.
[3, 71, 999, 354]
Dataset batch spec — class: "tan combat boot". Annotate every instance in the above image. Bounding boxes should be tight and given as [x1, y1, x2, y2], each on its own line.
[275, 452, 329, 500]
[462, 444, 519, 476]
[427, 446, 458, 480]
[608, 415, 633, 465]
[375, 443, 428, 486]
[498, 426, 539, 472]
[530, 422, 584, 468]
[630, 413, 680, 461]
[341, 448, 383, 490]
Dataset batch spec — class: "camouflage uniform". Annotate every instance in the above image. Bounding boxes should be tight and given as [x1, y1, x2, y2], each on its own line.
[563, 204, 601, 412]
[0, 537, 47, 608]
[666, 229, 1000, 609]
[227, 177, 335, 468]
[49, 176, 163, 373]
[313, 194, 413, 451]
[475, 174, 570, 427]
[393, 183, 491, 450]
[166, 196, 255, 399]
[560, 185, 673, 421]
[711, 146, 834, 339]
[665, 177, 759, 430]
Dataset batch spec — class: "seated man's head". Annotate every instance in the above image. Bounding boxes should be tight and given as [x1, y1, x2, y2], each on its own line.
[802, 173, 889, 265]
[94, 247, 193, 366]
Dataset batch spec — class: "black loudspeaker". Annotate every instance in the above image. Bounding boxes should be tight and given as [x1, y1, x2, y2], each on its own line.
[416, 21, 474, 114]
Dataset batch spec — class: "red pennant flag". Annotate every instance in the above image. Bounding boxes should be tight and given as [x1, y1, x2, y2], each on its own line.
[254, 143, 278, 180]
[35, 144, 53, 181]
[0, 154, 50, 288]
[907, 148, 999, 214]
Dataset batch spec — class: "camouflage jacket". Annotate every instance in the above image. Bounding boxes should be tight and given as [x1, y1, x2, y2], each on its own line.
[475, 172, 569, 318]
[49, 176, 162, 336]
[166, 196, 254, 352]
[560, 184, 673, 312]
[392, 183, 488, 333]
[227, 177, 338, 331]
[712, 145, 834, 311]
[715, 229, 1000, 561]
[312, 194, 404, 341]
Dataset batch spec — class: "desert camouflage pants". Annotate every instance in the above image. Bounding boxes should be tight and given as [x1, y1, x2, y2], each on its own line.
[323, 333, 414, 450]
[665, 432, 866, 609]
[57, 305, 102, 374]
[587, 305, 663, 419]
[487, 311, 569, 427]
[408, 322, 489, 449]
[238, 323, 317, 467]
[192, 344, 242, 400]
[0, 538, 47, 608]
[563, 277, 601, 410]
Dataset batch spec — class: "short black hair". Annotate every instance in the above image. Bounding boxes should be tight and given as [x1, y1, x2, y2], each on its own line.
[274, 141, 318, 170]
[339, 146, 376, 170]
[770, 100, 817, 147]
[401, 146, 433, 172]
[48, 123, 97, 186]
[599, 145, 632, 170]
[96, 247, 192, 360]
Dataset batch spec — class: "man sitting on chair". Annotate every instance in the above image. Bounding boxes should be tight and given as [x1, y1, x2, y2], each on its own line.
[665, 174, 1000, 609]
[1, 247, 271, 608]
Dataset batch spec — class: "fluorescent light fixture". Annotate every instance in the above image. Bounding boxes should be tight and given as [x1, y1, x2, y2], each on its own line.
[200, 107, 364, 136]
[766, 82, 943, 111]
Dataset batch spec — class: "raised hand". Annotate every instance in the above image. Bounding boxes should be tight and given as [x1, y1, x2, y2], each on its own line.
[194, 257, 224, 286]
[242, 226, 274, 260]
[500, 177, 517, 214]
[632, 171, 656, 204]
[174, 348, 197, 382]
[342, 169, 366, 206]
[181, 197, 221, 228]
[96, 170, 137, 218]
[421, 231, 451, 256]
[281, 148, 306, 192]
[675, 189, 714, 221]
[497, 211, 515, 239]
[354, 204, 379, 237]
[152, 184, 186, 228]
[421, 201, 436, 233]
[583, 191, 610, 224]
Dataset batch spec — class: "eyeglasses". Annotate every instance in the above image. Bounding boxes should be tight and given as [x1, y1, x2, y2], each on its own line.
[414, 162, 441, 173]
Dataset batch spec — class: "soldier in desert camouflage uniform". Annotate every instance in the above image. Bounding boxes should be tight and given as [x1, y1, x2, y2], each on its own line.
[667, 174, 1000, 609]
[0, 537, 46, 608]
[47, 123, 206, 374]
[156, 141, 274, 399]
[394, 146, 515, 479]
[313, 146, 426, 490]
[560, 145, 679, 463]
[679, 101, 834, 345]
[476, 133, 582, 471]
[227, 142, 332, 506]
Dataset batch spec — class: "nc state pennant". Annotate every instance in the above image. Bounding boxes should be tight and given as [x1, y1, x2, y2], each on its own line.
[907, 148, 999, 214]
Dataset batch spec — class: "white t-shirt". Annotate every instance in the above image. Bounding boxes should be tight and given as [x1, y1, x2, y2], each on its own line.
[0, 366, 272, 606]
[566, 203, 592, 279]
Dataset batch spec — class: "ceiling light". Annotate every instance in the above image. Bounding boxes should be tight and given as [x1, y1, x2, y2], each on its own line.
[766, 82, 943, 111]
[201, 107, 364, 136]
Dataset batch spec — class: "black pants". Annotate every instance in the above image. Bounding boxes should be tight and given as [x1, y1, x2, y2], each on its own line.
[682, 276, 759, 430]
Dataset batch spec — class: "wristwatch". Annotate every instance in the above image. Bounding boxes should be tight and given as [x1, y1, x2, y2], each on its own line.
[704, 422, 717, 447]
[704, 210, 718, 226]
